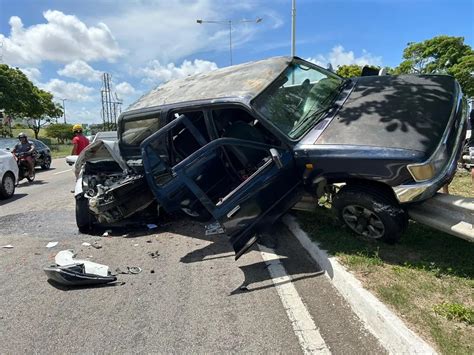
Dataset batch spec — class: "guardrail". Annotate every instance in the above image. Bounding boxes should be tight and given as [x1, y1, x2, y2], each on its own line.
[408, 193, 474, 242]
[292, 193, 474, 243]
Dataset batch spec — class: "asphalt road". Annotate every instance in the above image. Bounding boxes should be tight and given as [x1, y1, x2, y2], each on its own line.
[0, 159, 386, 354]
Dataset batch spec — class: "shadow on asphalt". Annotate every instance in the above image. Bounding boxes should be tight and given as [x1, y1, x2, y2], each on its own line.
[0, 193, 28, 205]
[47, 279, 125, 291]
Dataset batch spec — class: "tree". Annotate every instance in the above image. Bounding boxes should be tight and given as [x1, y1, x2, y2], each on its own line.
[45, 123, 74, 144]
[336, 65, 363, 78]
[395, 36, 474, 97]
[26, 88, 63, 139]
[0, 64, 63, 138]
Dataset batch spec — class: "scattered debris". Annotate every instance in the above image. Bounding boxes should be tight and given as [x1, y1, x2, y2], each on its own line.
[82, 242, 91, 246]
[205, 221, 225, 236]
[146, 240, 152, 243]
[148, 251, 160, 259]
[133, 243, 139, 247]
[44, 250, 116, 287]
[239, 284, 250, 292]
[102, 230, 112, 237]
[1, 245, 14, 249]
[147, 223, 158, 229]
[115, 266, 142, 275]
[91, 242, 102, 249]
[150, 269, 155, 274]
[46, 242, 58, 248]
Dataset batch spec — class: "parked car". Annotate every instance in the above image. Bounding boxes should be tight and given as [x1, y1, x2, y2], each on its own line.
[74, 56, 468, 258]
[0, 149, 19, 199]
[0, 137, 52, 170]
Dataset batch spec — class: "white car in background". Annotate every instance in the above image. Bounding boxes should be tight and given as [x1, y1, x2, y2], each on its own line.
[0, 149, 19, 199]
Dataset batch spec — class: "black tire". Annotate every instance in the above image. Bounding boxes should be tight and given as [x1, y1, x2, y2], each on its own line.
[332, 184, 408, 244]
[0, 172, 16, 199]
[41, 156, 51, 170]
[76, 196, 94, 233]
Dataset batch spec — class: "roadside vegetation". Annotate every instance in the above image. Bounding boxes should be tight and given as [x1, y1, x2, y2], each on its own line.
[10, 128, 72, 158]
[297, 172, 473, 354]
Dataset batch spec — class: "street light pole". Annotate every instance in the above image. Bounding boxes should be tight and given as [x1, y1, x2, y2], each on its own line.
[291, 0, 296, 57]
[197, 18, 262, 66]
[61, 98, 67, 124]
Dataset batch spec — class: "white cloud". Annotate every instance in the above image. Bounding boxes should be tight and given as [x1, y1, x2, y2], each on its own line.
[40, 79, 95, 102]
[101, 0, 271, 64]
[0, 10, 122, 65]
[58, 60, 102, 82]
[115, 82, 136, 97]
[139, 59, 218, 84]
[307, 45, 382, 69]
[20, 67, 41, 82]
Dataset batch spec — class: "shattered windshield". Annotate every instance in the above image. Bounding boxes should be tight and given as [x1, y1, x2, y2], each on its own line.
[252, 60, 343, 139]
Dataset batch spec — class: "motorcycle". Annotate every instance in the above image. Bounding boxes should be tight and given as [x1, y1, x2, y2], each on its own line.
[14, 152, 36, 183]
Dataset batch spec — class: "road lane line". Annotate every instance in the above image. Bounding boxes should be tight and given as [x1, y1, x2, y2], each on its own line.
[53, 169, 72, 175]
[258, 244, 331, 355]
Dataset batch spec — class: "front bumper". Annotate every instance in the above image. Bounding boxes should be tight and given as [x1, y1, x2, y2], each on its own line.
[392, 108, 466, 204]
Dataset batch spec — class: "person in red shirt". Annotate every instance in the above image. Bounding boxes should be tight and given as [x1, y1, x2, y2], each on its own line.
[71, 124, 90, 155]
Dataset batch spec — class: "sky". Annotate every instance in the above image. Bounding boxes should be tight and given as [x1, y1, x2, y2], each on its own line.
[1, 0, 473, 125]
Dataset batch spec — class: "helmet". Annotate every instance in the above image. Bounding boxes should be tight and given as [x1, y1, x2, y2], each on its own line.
[72, 124, 83, 133]
[18, 132, 27, 139]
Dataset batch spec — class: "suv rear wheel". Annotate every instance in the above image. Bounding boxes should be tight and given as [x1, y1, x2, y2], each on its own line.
[333, 184, 408, 243]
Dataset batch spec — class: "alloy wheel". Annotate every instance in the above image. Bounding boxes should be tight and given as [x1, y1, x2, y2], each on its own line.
[342, 204, 385, 239]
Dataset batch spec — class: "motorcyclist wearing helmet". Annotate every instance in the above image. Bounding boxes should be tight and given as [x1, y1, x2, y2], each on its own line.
[71, 124, 90, 155]
[12, 133, 36, 178]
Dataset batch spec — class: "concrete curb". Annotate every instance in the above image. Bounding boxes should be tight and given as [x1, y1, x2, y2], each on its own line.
[282, 214, 437, 354]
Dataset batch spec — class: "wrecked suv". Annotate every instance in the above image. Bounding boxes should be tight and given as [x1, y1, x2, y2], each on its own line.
[75, 56, 468, 259]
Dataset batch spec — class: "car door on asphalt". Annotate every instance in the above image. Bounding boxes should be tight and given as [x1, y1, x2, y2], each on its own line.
[141, 112, 302, 259]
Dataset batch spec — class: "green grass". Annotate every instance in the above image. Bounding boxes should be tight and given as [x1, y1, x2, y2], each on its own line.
[50, 144, 72, 159]
[296, 173, 473, 354]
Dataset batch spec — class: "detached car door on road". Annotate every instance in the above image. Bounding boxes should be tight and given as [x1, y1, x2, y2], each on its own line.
[141, 112, 302, 259]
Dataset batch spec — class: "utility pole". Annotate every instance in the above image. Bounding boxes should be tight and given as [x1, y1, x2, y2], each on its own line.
[61, 98, 67, 124]
[291, 0, 296, 57]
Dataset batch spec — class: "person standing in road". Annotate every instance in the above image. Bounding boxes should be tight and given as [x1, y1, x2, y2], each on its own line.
[71, 124, 90, 155]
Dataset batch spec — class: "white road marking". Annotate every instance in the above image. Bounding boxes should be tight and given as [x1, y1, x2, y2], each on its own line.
[53, 169, 72, 175]
[258, 244, 331, 355]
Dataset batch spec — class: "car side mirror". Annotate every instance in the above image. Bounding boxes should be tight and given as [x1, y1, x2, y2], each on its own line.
[269, 148, 283, 169]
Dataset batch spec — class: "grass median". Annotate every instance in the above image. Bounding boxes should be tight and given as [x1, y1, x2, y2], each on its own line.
[296, 171, 473, 354]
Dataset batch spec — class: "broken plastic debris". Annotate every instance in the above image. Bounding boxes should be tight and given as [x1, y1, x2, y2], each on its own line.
[1, 245, 14, 249]
[147, 223, 158, 229]
[46, 242, 58, 248]
[102, 230, 112, 237]
[44, 250, 116, 287]
[205, 221, 225, 236]
[55, 250, 108, 276]
[91, 242, 102, 249]
[82, 242, 91, 246]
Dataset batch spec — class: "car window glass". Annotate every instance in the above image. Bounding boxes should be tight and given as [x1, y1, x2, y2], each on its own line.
[252, 60, 342, 139]
[122, 116, 160, 146]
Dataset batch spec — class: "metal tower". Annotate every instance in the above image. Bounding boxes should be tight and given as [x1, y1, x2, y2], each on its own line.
[100, 73, 122, 131]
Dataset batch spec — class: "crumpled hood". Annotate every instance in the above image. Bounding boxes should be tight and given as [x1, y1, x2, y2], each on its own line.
[74, 139, 128, 176]
[316, 74, 456, 156]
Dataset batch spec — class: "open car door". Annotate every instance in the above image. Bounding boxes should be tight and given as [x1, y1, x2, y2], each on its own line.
[141, 115, 302, 259]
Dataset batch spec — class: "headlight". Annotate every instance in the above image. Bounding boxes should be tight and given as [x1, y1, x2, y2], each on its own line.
[407, 145, 448, 182]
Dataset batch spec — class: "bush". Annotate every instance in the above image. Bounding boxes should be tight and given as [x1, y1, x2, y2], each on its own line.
[45, 123, 74, 144]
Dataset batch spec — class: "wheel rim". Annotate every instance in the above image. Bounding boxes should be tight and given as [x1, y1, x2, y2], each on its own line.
[3, 175, 15, 196]
[43, 158, 51, 168]
[342, 204, 385, 239]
